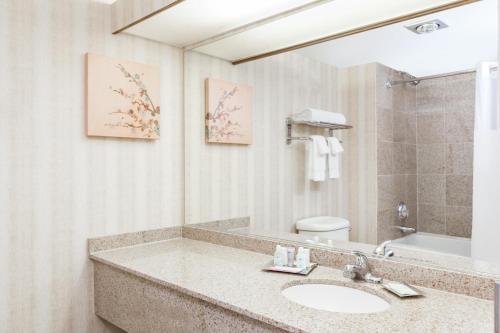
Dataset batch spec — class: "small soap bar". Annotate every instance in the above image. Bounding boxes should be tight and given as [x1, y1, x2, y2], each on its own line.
[382, 282, 422, 298]
[262, 261, 318, 276]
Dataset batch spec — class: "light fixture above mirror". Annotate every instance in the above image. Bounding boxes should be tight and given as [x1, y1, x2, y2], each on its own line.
[115, 0, 479, 64]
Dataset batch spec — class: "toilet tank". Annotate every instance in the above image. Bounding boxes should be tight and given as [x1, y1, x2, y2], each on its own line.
[296, 216, 350, 241]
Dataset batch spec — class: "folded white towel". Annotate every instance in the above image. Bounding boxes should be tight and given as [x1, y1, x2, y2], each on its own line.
[307, 135, 329, 182]
[326, 137, 343, 179]
[292, 108, 346, 125]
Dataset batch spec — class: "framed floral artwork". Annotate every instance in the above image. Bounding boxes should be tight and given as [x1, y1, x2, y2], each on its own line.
[86, 53, 160, 139]
[205, 78, 252, 144]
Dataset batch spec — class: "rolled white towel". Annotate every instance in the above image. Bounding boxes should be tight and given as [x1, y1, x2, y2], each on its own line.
[292, 108, 346, 125]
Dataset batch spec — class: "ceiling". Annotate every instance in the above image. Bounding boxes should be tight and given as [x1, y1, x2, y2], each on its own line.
[192, 0, 467, 62]
[296, 0, 497, 76]
[124, 0, 318, 47]
[119, 0, 481, 64]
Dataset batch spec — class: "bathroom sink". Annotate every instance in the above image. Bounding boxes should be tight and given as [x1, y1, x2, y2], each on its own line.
[281, 283, 390, 313]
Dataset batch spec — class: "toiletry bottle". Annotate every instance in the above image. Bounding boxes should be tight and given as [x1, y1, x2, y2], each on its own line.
[287, 248, 295, 267]
[274, 245, 282, 266]
[303, 249, 310, 267]
[296, 247, 306, 269]
[282, 246, 289, 266]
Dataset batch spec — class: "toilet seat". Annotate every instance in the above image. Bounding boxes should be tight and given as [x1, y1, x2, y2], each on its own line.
[296, 216, 350, 232]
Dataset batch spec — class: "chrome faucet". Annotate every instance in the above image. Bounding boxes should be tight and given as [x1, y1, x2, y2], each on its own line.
[343, 251, 382, 284]
[395, 202, 416, 234]
[373, 240, 394, 258]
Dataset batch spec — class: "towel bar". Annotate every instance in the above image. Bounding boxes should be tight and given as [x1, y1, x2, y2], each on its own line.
[286, 117, 351, 145]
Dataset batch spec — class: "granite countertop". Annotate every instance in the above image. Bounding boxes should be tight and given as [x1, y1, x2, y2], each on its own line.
[90, 238, 493, 333]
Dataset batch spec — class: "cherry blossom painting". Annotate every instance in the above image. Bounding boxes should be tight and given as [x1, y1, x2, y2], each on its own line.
[86, 53, 160, 139]
[205, 78, 252, 144]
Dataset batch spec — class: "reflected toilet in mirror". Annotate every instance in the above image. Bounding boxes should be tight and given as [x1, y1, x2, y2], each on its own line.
[296, 216, 351, 242]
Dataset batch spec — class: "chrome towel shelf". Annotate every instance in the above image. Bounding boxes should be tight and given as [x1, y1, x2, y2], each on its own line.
[286, 117, 352, 145]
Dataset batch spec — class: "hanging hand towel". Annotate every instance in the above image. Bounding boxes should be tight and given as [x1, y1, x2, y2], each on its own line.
[307, 135, 329, 181]
[327, 137, 344, 179]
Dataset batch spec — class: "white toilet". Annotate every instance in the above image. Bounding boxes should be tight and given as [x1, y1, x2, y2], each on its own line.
[296, 216, 351, 241]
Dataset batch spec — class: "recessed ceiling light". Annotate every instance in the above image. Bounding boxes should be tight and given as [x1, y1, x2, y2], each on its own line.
[405, 19, 448, 34]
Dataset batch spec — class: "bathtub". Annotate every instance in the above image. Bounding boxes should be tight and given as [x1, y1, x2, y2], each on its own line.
[391, 232, 471, 257]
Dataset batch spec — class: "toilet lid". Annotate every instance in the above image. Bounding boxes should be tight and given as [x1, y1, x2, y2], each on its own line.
[296, 216, 350, 232]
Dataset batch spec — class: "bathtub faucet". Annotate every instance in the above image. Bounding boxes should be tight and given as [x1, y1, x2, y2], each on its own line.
[373, 240, 394, 258]
[395, 226, 416, 234]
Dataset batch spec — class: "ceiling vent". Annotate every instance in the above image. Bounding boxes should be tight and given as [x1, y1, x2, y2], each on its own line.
[405, 19, 448, 34]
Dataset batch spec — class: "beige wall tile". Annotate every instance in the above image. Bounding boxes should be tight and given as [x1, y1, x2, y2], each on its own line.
[406, 144, 417, 174]
[394, 112, 416, 143]
[394, 143, 416, 174]
[377, 209, 401, 242]
[446, 175, 473, 206]
[446, 206, 472, 238]
[405, 175, 418, 206]
[417, 144, 446, 174]
[445, 112, 474, 143]
[378, 175, 396, 211]
[416, 83, 446, 113]
[376, 64, 417, 241]
[405, 204, 418, 229]
[418, 175, 446, 206]
[446, 143, 474, 175]
[416, 75, 475, 237]
[393, 84, 417, 113]
[442, 75, 476, 112]
[418, 205, 446, 234]
[377, 141, 394, 175]
[377, 109, 394, 142]
[417, 76, 475, 113]
[417, 113, 445, 144]
[378, 175, 406, 211]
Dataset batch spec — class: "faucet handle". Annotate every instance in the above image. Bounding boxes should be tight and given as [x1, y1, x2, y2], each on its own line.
[352, 251, 368, 267]
[343, 264, 357, 279]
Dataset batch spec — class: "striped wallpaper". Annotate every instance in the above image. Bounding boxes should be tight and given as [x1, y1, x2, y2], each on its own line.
[0, 1, 183, 332]
[338, 65, 379, 244]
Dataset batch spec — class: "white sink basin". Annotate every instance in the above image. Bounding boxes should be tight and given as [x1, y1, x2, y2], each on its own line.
[282, 283, 390, 313]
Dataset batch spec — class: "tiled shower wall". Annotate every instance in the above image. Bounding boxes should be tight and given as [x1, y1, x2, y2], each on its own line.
[376, 64, 418, 243]
[416, 73, 475, 238]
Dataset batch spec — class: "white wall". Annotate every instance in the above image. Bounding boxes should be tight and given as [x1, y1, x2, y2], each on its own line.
[0, 1, 184, 332]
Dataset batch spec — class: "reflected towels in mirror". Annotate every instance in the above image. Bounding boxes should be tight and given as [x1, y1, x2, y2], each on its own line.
[307, 135, 329, 181]
[327, 137, 343, 179]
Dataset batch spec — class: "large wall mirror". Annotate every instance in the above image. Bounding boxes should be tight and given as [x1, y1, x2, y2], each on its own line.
[121, 0, 499, 277]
